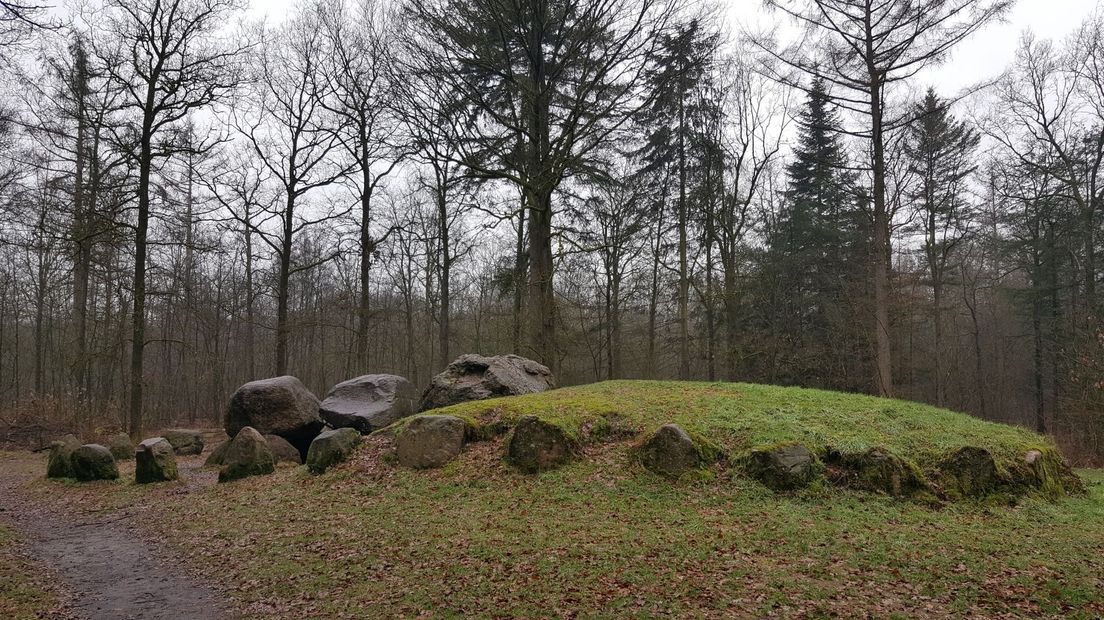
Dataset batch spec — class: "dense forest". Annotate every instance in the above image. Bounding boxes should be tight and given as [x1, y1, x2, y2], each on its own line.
[0, 0, 1100, 461]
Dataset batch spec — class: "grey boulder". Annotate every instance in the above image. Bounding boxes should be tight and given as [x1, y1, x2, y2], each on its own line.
[306, 428, 361, 474]
[135, 438, 178, 483]
[396, 415, 467, 469]
[218, 427, 275, 483]
[419, 354, 555, 411]
[107, 432, 135, 460]
[162, 429, 204, 456]
[639, 424, 702, 478]
[71, 444, 119, 482]
[263, 434, 303, 465]
[319, 374, 417, 433]
[745, 443, 818, 491]
[226, 376, 323, 458]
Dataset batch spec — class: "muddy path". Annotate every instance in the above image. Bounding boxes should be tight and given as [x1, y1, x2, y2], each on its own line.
[0, 455, 231, 620]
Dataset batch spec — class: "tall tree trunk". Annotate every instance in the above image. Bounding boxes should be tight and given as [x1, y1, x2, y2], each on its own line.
[275, 193, 294, 375]
[436, 165, 451, 367]
[129, 112, 154, 439]
[869, 75, 893, 397]
[355, 141, 374, 371]
[677, 93, 690, 380]
[512, 204, 526, 354]
[527, 186, 556, 370]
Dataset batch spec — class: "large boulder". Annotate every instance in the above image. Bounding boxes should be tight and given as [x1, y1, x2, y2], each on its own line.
[162, 429, 204, 456]
[263, 434, 303, 465]
[639, 424, 715, 478]
[225, 376, 323, 459]
[218, 427, 275, 483]
[319, 374, 418, 433]
[506, 415, 575, 473]
[306, 428, 361, 474]
[135, 438, 178, 484]
[46, 434, 81, 479]
[419, 354, 555, 411]
[70, 444, 119, 482]
[744, 443, 819, 491]
[396, 415, 467, 469]
[107, 432, 135, 460]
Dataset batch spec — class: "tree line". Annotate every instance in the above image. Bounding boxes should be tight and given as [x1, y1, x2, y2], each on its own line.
[0, 0, 1100, 461]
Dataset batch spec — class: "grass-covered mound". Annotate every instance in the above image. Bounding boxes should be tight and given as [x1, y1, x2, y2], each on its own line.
[390, 380, 1081, 501]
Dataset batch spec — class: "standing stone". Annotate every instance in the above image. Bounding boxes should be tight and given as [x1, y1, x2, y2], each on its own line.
[107, 433, 135, 460]
[162, 429, 204, 456]
[396, 415, 467, 469]
[506, 415, 574, 473]
[319, 374, 418, 433]
[419, 354, 555, 411]
[218, 427, 275, 483]
[263, 434, 303, 465]
[135, 438, 178, 483]
[46, 434, 81, 479]
[744, 443, 818, 491]
[225, 376, 323, 459]
[306, 428, 362, 474]
[639, 424, 702, 478]
[70, 444, 119, 482]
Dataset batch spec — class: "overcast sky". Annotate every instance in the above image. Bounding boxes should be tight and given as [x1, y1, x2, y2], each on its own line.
[245, 0, 1099, 95]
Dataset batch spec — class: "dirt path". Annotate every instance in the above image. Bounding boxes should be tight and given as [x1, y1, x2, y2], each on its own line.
[0, 456, 231, 620]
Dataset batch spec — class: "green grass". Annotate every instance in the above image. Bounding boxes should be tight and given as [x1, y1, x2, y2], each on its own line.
[402, 380, 1064, 476]
[30, 444, 1101, 618]
[0, 523, 58, 619]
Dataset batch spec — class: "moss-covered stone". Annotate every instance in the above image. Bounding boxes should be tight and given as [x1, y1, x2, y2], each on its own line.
[830, 447, 932, 499]
[743, 442, 821, 491]
[46, 434, 80, 479]
[507, 415, 576, 473]
[937, 446, 1004, 499]
[218, 427, 275, 483]
[70, 444, 119, 482]
[638, 424, 715, 478]
[135, 437, 178, 483]
[1008, 447, 1084, 499]
[306, 427, 362, 474]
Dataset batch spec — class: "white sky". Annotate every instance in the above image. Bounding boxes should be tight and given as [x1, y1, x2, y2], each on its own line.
[245, 0, 1099, 94]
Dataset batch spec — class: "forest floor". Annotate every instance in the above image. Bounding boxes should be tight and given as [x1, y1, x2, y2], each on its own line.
[1, 381, 1103, 618]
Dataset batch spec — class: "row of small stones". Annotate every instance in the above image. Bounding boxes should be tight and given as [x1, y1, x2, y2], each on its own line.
[51, 420, 1056, 499]
[388, 414, 1063, 499]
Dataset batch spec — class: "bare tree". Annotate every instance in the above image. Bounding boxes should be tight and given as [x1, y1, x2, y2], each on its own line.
[92, 0, 245, 437]
[235, 11, 351, 375]
[319, 0, 405, 371]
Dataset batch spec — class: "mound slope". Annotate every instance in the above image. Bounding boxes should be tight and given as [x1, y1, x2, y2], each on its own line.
[391, 380, 1081, 501]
